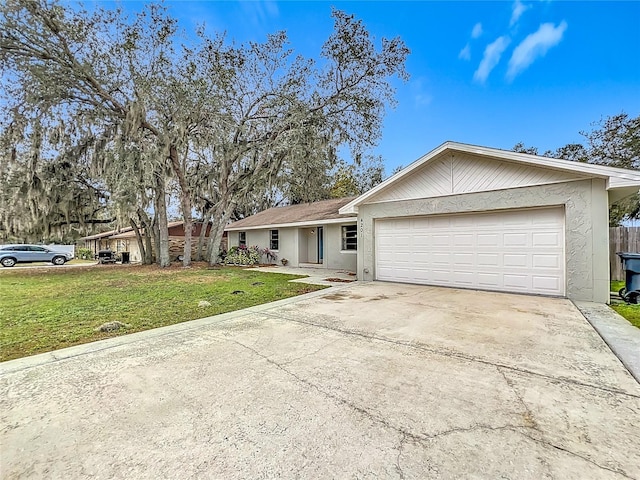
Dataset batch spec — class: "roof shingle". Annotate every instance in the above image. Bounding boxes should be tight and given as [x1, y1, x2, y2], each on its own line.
[226, 197, 357, 230]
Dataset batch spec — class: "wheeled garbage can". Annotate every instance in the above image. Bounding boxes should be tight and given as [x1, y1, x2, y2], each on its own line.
[617, 252, 640, 304]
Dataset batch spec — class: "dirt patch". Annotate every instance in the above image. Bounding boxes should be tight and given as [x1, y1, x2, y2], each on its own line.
[367, 294, 388, 301]
[174, 275, 226, 284]
[324, 278, 355, 283]
[324, 293, 364, 301]
[323, 293, 349, 301]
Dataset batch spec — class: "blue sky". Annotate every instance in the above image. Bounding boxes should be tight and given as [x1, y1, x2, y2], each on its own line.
[102, 1, 640, 173]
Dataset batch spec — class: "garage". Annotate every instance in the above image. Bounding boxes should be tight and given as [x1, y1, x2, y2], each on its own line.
[375, 207, 565, 296]
[339, 142, 640, 303]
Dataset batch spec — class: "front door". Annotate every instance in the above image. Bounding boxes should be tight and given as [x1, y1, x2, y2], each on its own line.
[317, 226, 324, 264]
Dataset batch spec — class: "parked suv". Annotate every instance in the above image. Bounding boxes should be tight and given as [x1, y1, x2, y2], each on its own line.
[0, 244, 74, 267]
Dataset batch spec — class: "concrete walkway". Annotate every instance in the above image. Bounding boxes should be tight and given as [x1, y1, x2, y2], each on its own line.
[575, 301, 640, 383]
[2, 283, 639, 479]
[245, 265, 357, 286]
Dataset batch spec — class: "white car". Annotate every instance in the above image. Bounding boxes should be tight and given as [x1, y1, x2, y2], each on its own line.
[0, 245, 74, 267]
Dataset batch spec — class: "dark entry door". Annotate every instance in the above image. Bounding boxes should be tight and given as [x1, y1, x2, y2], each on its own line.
[317, 226, 324, 264]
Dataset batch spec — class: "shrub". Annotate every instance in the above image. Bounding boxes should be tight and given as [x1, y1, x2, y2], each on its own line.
[223, 245, 261, 265]
[76, 247, 94, 260]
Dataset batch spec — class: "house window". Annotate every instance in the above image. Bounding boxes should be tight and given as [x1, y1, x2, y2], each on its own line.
[270, 229, 279, 250]
[238, 232, 246, 247]
[341, 225, 357, 251]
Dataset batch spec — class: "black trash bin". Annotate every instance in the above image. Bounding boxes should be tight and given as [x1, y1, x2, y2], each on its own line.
[121, 252, 130, 264]
[616, 252, 640, 304]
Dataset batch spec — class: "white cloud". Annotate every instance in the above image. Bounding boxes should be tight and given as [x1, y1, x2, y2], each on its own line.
[471, 23, 483, 39]
[459, 44, 471, 60]
[240, 0, 279, 28]
[473, 36, 511, 83]
[510, 0, 531, 27]
[412, 78, 433, 107]
[507, 21, 568, 80]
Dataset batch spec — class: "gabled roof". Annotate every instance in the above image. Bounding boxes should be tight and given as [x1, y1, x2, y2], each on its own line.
[226, 197, 357, 231]
[340, 141, 640, 214]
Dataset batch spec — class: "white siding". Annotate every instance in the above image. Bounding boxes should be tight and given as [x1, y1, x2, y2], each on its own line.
[368, 153, 587, 203]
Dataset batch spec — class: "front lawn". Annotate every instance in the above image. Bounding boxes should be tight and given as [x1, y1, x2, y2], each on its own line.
[0, 264, 324, 361]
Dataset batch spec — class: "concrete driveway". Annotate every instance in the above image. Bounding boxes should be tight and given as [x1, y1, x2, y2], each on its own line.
[1, 282, 639, 479]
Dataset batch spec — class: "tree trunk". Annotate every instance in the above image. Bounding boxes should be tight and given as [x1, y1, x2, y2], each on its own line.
[154, 176, 171, 267]
[144, 231, 154, 264]
[152, 218, 160, 265]
[169, 145, 192, 267]
[206, 198, 236, 265]
[196, 210, 211, 261]
[136, 208, 154, 265]
[130, 217, 146, 263]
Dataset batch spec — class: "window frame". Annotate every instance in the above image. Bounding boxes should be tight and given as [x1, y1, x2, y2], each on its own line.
[269, 229, 279, 251]
[341, 225, 357, 252]
[238, 231, 247, 247]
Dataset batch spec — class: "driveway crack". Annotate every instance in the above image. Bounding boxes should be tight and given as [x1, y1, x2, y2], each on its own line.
[517, 429, 635, 480]
[262, 311, 640, 400]
[226, 339, 528, 447]
[227, 335, 636, 479]
[227, 338, 429, 444]
[395, 433, 406, 480]
[497, 367, 539, 430]
[278, 339, 341, 367]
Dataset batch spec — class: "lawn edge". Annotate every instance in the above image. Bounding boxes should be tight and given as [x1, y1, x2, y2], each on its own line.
[0, 284, 348, 376]
[574, 301, 640, 384]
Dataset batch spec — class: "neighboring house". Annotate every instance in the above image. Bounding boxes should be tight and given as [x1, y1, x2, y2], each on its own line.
[225, 197, 358, 271]
[338, 141, 640, 303]
[80, 222, 227, 262]
[80, 228, 133, 257]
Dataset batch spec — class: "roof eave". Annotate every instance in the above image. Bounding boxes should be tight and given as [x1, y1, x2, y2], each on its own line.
[225, 216, 357, 231]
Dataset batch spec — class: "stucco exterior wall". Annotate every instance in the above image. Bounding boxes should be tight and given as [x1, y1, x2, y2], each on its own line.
[277, 229, 298, 266]
[324, 224, 357, 271]
[357, 179, 609, 303]
[227, 223, 357, 271]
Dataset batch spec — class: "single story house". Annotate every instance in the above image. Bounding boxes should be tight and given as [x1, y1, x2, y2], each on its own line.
[80, 227, 133, 256]
[225, 197, 358, 271]
[80, 222, 226, 262]
[230, 142, 640, 303]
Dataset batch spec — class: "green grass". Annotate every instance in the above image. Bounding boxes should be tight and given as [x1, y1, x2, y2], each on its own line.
[0, 264, 325, 361]
[610, 280, 640, 328]
[610, 304, 640, 328]
[611, 280, 625, 293]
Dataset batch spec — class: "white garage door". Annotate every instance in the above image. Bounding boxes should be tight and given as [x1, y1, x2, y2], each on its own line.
[375, 207, 565, 296]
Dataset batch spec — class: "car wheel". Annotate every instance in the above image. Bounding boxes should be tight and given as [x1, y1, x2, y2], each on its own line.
[1, 257, 16, 267]
[52, 256, 67, 266]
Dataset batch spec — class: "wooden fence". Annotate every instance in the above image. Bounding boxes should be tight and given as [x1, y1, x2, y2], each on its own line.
[610, 227, 640, 280]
